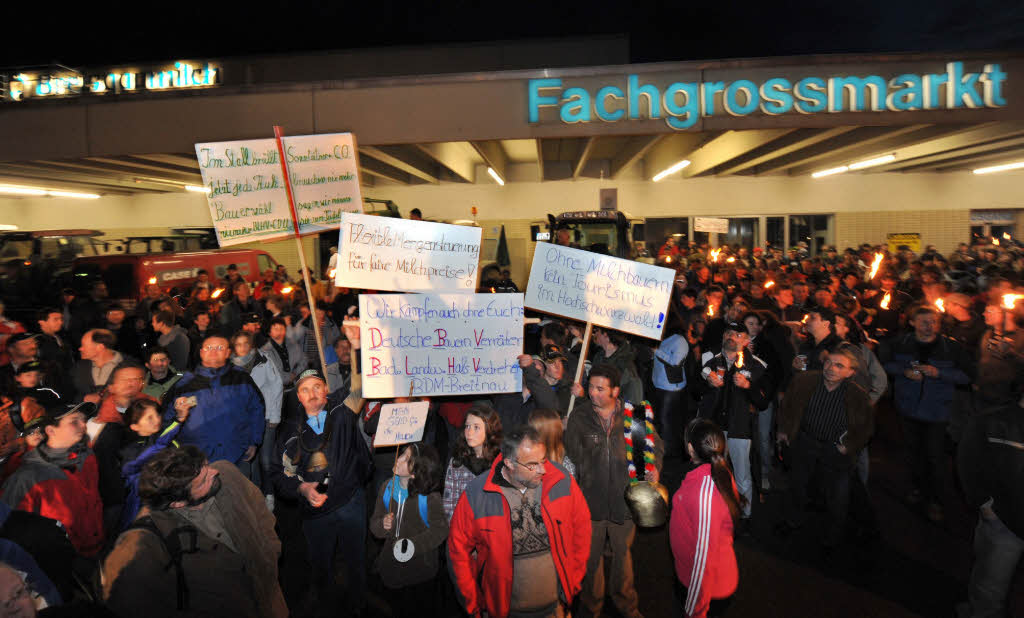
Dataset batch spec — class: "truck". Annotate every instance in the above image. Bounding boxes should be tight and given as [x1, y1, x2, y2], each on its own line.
[537, 210, 639, 259]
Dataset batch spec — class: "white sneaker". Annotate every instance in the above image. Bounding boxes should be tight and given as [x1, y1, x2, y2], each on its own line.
[265, 494, 275, 512]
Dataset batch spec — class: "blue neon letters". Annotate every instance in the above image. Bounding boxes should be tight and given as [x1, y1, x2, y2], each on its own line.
[527, 62, 1007, 129]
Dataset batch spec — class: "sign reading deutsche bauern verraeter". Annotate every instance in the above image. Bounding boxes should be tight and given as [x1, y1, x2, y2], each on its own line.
[359, 293, 524, 398]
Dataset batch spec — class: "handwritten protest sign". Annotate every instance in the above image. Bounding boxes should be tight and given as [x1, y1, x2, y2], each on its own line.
[373, 401, 430, 447]
[195, 138, 292, 246]
[337, 213, 481, 292]
[524, 242, 674, 339]
[195, 133, 363, 246]
[360, 293, 524, 398]
[282, 133, 363, 235]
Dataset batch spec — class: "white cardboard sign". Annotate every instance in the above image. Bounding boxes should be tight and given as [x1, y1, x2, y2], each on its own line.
[524, 242, 674, 339]
[373, 401, 430, 447]
[195, 133, 362, 246]
[359, 293, 524, 398]
[694, 217, 729, 233]
[336, 213, 482, 292]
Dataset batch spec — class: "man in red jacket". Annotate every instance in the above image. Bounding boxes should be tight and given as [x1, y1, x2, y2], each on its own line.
[1, 401, 104, 557]
[449, 426, 592, 618]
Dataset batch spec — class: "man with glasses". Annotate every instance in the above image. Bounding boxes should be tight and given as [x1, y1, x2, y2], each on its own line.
[566, 364, 663, 618]
[449, 426, 591, 618]
[161, 335, 266, 472]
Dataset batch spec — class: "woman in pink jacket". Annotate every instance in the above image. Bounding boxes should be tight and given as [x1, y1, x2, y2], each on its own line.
[670, 418, 743, 617]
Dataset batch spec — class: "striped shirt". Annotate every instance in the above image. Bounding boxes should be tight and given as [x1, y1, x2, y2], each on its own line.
[801, 378, 848, 443]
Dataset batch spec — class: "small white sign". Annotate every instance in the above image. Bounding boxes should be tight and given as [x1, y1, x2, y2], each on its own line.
[373, 401, 431, 447]
[694, 217, 729, 233]
[360, 293, 524, 398]
[337, 213, 481, 292]
[524, 242, 674, 339]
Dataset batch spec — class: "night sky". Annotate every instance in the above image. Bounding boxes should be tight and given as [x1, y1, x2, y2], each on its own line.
[2, 0, 1023, 68]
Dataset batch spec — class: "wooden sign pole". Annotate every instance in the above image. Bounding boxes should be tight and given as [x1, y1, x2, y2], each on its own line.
[273, 125, 329, 379]
[565, 321, 593, 421]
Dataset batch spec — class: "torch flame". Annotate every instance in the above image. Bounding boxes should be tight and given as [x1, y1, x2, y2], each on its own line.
[328, 268, 337, 279]
[707, 304, 715, 318]
[880, 292, 891, 310]
[1002, 294, 1024, 310]
[935, 298, 945, 313]
[1003, 232, 1011, 240]
[868, 253, 883, 279]
[994, 238, 1001, 246]
[735, 351, 744, 369]
[801, 314, 809, 324]
[281, 286, 294, 294]
[709, 248, 721, 263]
[764, 280, 775, 288]
[211, 288, 224, 299]
[726, 257, 736, 263]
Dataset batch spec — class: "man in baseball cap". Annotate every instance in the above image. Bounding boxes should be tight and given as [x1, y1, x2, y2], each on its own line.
[269, 366, 372, 615]
[1, 400, 105, 557]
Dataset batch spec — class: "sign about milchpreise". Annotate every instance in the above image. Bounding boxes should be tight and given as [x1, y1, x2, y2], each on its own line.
[195, 133, 362, 246]
[524, 243, 674, 339]
[528, 61, 1008, 130]
[360, 293, 524, 398]
[373, 401, 430, 447]
[336, 213, 481, 292]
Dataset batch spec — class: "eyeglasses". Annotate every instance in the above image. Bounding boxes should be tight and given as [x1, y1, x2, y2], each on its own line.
[201, 345, 227, 352]
[513, 458, 548, 473]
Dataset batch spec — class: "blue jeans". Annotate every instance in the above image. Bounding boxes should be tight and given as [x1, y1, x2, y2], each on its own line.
[725, 435, 752, 518]
[966, 508, 1024, 617]
[302, 489, 367, 610]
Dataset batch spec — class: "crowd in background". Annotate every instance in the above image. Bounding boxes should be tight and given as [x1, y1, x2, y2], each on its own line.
[0, 231, 1021, 618]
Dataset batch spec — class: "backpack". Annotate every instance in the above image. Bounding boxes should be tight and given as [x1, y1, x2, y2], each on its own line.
[381, 483, 429, 528]
[124, 516, 200, 610]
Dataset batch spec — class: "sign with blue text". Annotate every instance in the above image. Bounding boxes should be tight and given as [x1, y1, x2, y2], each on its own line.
[336, 213, 482, 291]
[359, 293, 524, 398]
[524, 242, 675, 339]
[195, 133, 362, 246]
[373, 401, 431, 447]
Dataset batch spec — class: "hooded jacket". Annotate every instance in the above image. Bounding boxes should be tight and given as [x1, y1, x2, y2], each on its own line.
[161, 364, 266, 464]
[448, 455, 591, 618]
[0, 440, 104, 557]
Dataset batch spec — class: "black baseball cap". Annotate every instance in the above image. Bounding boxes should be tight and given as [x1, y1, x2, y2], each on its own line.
[539, 344, 567, 363]
[242, 312, 262, 324]
[7, 332, 38, 346]
[295, 368, 326, 388]
[44, 401, 97, 425]
[14, 360, 43, 375]
[724, 322, 749, 335]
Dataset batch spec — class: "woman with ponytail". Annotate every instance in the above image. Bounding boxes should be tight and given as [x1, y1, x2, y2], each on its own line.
[670, 418, 742, 618]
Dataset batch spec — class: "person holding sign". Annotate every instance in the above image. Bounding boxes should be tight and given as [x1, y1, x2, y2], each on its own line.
[565, 364, 663, 618]
[269, 369, 372, 617]
[369, 442, 448, 615]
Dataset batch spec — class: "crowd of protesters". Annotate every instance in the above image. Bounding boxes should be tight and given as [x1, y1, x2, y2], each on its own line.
[0, 233, 1020, 618]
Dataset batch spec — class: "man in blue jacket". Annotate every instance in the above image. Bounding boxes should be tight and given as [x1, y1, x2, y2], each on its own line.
[881, 305, 972, 523]
[162, 334, 265, 476]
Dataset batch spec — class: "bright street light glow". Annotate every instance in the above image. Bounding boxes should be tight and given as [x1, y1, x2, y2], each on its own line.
[811, 165, 849, 179]
[652, 159, 691, 182]
[0, 184, 99, 199]
[487, 167, 505, 186]
[974, 160, 1024, 175]
[848, 154, 897, 170]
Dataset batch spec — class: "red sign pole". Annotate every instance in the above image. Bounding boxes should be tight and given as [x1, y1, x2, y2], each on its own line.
[272, 125, 329, 378]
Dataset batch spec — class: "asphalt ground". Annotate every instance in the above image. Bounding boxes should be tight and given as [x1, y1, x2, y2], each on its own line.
[273, 400, 1024, 617]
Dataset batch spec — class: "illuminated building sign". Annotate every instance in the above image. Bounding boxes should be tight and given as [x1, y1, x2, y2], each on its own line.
[528, 62, 1008, 129]
[3, 61, 220, 102]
